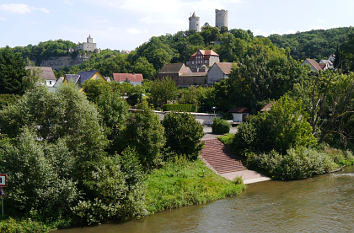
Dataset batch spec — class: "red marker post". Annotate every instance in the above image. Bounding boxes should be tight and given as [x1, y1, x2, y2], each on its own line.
[0, 174, 7, 217]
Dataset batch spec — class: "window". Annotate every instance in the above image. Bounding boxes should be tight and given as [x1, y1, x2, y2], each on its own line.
[49, 81, 52, 85]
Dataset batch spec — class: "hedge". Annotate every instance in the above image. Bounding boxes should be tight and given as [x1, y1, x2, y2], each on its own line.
[162, 104, 197, 112]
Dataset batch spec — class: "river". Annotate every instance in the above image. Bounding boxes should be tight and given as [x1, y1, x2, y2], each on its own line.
[58, 167, 354, 233]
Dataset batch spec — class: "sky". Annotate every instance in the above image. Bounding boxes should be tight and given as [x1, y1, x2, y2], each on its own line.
[0, 0, 353, 51]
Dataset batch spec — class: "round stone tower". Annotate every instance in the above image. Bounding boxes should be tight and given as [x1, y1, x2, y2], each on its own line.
[215, 9, 228, 29]
[189, 12, 200, 32]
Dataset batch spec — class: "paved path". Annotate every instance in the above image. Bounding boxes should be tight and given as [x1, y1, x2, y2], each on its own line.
[201, 136, 270, 184]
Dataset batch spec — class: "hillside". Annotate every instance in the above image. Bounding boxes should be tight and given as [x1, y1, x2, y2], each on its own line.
[267, 27, 354, 60]
[4, 26, 354, 77]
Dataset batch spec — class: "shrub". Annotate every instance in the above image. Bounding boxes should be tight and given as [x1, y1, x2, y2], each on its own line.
[233, 95, 317, 155]
[246, 147, 338, 180]
[162, 112, 204, 160]
[162, 104, 197, 112]
[0, 218, 50, 233]
[218, 133, 235, 145]
[72, 149, 146, 224]
[212, 118, 230, 134]
[0, 94, 20, 109]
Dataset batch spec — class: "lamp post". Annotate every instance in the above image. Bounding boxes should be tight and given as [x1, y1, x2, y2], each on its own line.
[212, 106, 216, 118]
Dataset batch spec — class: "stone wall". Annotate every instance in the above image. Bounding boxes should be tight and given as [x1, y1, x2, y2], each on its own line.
[40, 54, 90, 69]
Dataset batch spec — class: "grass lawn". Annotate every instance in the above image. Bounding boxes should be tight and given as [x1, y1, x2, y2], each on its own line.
[145, 158, 246, 214]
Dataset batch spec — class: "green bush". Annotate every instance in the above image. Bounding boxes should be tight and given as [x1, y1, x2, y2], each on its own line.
[218, 133, 235, 145]
[246, 147, 338, 180]
[0, 218, 50, 233]
[233, 95, 317, 155]
[162, 112, 204, 160]
[0, 94, 20, 109]
[212, 118, 231, 134]
[162, 104, 197, 112]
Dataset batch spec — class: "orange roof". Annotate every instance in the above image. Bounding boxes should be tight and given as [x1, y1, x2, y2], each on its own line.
[260, 103, 273, 112]
[113, 73, 143, 83]
[191, 49, 219, 57]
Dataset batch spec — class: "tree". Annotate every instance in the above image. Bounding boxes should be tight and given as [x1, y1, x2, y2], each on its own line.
[201, 25, 220, 44]
[233, 95, 317, 155]
[291, 71, 354, 149]
[213, 40, 306, 112]
[0, 83, 146, 223]
[123, 102, 166, 169]
[132, 57, 156, 79]
[149, 77, 178, 108]
[82, 79, 112, 103]
[96, 90, 129, 153]
[162, 112, 204, 160]
[0, 47, 27, 94]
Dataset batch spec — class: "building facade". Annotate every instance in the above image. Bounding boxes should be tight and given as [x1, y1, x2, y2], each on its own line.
[186, 50, 220, 72]
[207, 62, 233, 85]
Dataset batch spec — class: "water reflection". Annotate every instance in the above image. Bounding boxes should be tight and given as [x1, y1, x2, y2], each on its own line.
[58, 167, 354, 233]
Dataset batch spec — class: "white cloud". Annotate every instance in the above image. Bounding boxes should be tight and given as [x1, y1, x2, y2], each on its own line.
[0, 3, 31, 14]
[0, 3, 50, 14]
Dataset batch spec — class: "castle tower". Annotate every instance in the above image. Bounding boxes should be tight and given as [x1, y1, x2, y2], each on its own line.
[87, 34, 93, 43]
[189, 12, 200, 32]
[215, 9, 228, 29]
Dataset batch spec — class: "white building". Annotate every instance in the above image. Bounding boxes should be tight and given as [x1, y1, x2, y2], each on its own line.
[207, 62, 233, 85]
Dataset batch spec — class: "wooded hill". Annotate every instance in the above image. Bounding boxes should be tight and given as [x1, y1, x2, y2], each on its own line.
[4, 26, 354, 78]
[267, 27, 354, 60]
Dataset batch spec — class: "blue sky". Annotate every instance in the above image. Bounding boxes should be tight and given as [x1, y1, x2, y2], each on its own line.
[0, 0, 353, 50]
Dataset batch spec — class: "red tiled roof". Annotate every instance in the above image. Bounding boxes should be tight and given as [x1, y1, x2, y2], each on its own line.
[229, 107, 249, 113]
[191, 49, 219, 57]
[113, 73, 143, 83]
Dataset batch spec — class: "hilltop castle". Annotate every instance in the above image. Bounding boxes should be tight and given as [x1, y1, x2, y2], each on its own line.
[77, 34, 98, 52]
[189, 9, 228, 31]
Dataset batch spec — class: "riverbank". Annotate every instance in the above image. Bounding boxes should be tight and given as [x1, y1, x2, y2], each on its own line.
[145, 158, 246, 214]
[0, 158, 245, 233]
[56, 166, 354, 233]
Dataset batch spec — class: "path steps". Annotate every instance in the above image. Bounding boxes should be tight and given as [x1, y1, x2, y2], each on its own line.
[201, 137, 270, 184]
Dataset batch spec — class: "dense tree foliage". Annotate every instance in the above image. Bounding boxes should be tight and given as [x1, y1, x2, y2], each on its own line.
[290, 71, 354, 150]
[0, 84, 145, 224]
[268, 27, 353, 60]
[334, 33, 354, 73]
[123, 102, 166, 169]
[12, 39, 77, 65]
[233, 96, 317, 155]
[212, 38, 306, 112]
[0, 47, 27, 94]
[149, 77, 178, 108]
[162, 112, 204, 160]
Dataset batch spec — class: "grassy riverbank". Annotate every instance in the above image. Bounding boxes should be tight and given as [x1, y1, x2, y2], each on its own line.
[145, 158, 246, 214]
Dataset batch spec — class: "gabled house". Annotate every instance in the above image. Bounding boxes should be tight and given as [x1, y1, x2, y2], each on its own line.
[302, 58, 322, 72]
[207, 62, 233, 85]
[64, 70, 105, 87]
[25, 66, 57, 87]
[113, 73, 144, 86]
[158, 63, 207, 87]
[229, 107, 249, 123]
[186, 50, 220, 72]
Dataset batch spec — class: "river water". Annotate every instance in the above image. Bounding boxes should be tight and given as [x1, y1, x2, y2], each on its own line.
[58, 167, 354, 233]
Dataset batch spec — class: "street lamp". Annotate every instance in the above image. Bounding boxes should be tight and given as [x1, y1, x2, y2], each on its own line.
[212, 106, 216, 118]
